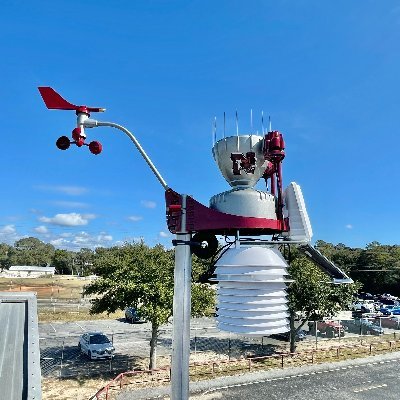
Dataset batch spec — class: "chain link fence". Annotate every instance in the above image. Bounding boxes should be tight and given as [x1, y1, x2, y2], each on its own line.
[40, 315, 400, 380]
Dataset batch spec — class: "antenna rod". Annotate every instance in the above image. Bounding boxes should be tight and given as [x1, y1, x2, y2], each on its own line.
[261, 111, 265, 134]
[250, 109, 253, 132]
[269, 116, 272, 132]
[236, 111, 239, 136]
[213, 117, 217, 145]
[223, 112, 226, 138]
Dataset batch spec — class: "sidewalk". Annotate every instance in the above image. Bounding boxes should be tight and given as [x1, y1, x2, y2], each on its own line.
[116, 350, 400, 399]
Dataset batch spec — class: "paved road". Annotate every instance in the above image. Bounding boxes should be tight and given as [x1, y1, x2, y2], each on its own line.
[117, 352, 400, 399]
[200, 358, 400, 399]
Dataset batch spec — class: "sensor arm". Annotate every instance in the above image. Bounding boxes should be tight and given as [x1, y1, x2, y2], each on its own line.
[83, 118, 169, 190]
[38, 86, 168, 190]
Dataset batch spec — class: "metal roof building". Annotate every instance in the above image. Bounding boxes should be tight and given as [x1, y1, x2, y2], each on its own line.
[4, 266, 55, 278]
[0, 292, 42, 399]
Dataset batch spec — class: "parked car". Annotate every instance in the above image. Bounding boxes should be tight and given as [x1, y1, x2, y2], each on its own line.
[270, 329, 308, 342]
[379, 306, 393, 316]
[308, 320, 346, 338]
[78, 332, 115, 360]
[379, 299, 399, 306]
[342, 319, 384, 336]
[374, 316, 400, 329]
[380, 293, 399, 301]
[352, 300, 375, 313]
[357, 292, 374, 301]
[390, 307, 400, 315]
[125, 307, 145, 323]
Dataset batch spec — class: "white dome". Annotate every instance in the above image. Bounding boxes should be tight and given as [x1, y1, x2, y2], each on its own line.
[215, 246, 287, 267]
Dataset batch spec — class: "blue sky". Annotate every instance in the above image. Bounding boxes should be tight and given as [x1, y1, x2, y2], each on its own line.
[0, 1, 399, 251]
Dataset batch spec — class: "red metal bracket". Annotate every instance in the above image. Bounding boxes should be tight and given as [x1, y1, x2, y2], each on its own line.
[165, 189, 288, 236]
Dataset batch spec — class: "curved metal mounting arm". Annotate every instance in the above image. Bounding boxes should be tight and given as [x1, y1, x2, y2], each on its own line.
[83, 118, 169, 190]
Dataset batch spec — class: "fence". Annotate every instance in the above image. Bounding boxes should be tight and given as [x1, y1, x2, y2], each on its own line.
[90, 338, 400, 400]
[40, 315, 400, 381]
[39, 330, 269, 380]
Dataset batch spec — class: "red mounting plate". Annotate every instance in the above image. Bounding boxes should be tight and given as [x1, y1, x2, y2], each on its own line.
[165, 189, 288, 236]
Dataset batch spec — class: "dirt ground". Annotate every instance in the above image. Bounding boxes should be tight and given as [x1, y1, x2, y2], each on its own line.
[42, 377, 109, 400]
[0, 276, 86, 299]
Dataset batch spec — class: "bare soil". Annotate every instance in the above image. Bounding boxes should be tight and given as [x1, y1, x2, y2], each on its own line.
[42, 377, 109, 400]
[0, 276, 86, 299]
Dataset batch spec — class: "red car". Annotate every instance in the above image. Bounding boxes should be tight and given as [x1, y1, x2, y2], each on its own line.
[375, 316, 400, 329]
[308, 320, 346, 338]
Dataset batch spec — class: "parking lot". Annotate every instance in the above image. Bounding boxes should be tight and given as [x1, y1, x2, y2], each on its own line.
[39, 314, 400, 380]
[39, 317, 223, 378]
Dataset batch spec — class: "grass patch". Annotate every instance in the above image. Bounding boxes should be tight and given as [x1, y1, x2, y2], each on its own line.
[38, 308, 124, 323]
[186, 338, 400, 382]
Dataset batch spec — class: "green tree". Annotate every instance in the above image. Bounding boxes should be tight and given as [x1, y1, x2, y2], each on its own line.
[75, 248, 94, 276]
[84, 242, 215, 369]
[52, 249, 75, 274]
[0, 243, 12, 269]
[9, 237, 55, 267]
[354, 243, 400, 295]
[287, 255, 360, 353]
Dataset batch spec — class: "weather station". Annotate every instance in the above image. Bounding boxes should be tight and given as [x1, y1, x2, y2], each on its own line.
[38, 87, 352, 400]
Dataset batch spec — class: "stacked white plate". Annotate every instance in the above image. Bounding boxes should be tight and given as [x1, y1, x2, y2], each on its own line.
[212, 245, 291, 336]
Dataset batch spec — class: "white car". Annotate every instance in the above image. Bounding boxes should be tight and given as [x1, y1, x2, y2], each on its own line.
[352, 300, 375, 313]
[78, 332, 115, 360]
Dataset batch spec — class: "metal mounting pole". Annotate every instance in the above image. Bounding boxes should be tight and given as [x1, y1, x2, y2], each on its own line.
[82, 117, 190, 397]
[171, 194, 192, 400]
[83, 119, 169, 190]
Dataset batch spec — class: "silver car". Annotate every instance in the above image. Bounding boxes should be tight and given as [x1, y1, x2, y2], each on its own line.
[78, 332, 115, 360]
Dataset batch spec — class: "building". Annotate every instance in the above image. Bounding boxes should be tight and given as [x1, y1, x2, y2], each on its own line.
[4, 265, 55, 278]
[0, 292, 42, 399]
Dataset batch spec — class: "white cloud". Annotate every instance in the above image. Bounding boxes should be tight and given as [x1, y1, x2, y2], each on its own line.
[0, 225, 22, 245]
[128, 215, 143, 222]
[52, 201, 89, 208]
[50, 238, 70, 247]
[345, 224, 353, 229]
[35, 185, 88, 196]
[72, 231, 113, 247]
[0, 225, 17, 234]
[141, 200, 156, 209]
[159, 231, 169, 238]
[60, 232, 73, 238]
[34, 225, 48, 234]
[5, 215, 21, 222]
[50, 231, 113, 250]
[39, 213, 96, 227]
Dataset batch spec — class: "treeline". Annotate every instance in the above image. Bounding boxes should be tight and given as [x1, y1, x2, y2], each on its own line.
[0, 237, 94, 275]
[1, 237, 399, 296]
[315, 240, 400, 296]
[0, 237, 209, 278]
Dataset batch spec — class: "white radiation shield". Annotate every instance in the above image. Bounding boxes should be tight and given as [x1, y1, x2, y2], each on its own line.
[212, 245, 291, 336]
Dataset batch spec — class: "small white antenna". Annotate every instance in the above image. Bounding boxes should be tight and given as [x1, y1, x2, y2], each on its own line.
[250, 109, 253, 132]
[235, 110, 239, 136]
[223, 112, 226, 138]
[261, 111, 265, 134]
[212, 119, 214, 146]
[269, 115, 272, 132]
[213, 116, 217, 145]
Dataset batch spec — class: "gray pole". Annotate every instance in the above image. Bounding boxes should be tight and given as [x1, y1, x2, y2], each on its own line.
[315, 321, 318, 349]
[81, 117, 191, 397]
[171, 195, 192, 400]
